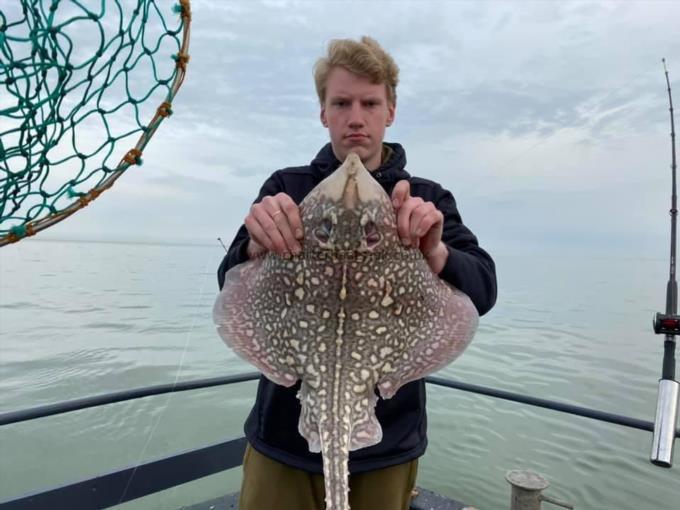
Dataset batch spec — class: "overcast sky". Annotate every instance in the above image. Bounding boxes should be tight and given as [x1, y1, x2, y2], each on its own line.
[5, 0, 680, 257]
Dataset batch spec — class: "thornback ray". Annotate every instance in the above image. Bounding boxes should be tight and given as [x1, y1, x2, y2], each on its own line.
[213, 152, 479, 510]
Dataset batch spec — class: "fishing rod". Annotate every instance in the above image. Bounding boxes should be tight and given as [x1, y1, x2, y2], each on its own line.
[651, 58, 679, 468]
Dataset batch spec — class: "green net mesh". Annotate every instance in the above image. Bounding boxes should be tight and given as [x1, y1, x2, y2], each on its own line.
[0, 0, 191, 246]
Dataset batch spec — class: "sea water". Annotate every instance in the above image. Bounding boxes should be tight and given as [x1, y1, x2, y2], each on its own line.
[0, 239, 677, 509]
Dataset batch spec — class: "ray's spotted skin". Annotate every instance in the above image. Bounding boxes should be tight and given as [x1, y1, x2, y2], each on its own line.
[214, 153, 479, 510]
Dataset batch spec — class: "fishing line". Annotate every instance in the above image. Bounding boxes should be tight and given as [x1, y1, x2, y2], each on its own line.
[116, 247, 218, 505]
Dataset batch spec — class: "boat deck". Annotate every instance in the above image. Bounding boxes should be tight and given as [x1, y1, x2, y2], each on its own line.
[182, 487, 468, 510]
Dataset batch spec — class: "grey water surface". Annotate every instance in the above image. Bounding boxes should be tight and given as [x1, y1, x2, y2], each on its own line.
[0, 239, 677, 509]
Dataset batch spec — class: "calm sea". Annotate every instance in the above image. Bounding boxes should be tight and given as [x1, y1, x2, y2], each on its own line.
[0, 239, 677, 509]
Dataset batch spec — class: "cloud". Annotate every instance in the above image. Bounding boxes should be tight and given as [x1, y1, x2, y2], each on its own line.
[4, 0, 680, 256]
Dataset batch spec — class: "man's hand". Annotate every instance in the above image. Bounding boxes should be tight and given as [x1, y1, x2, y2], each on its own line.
[244, 193, 303, 258]
[391, 180, 448, 274]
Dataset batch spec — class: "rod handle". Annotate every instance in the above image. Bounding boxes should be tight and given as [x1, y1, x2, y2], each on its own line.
[650, 378, 679, 467]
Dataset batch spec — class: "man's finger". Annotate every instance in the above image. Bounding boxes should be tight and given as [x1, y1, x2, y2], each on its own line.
[261, 198, 299, 255]
[277, 193, 304, 241]
[245, 215, 275, 253]
[254, 208, 289, 256]
[415, 209, 444, 256]
[410, 204, 440, 238]
[409, 203, 428, 241]
[273, 211, 302, 255]
[391, 180, 410, 209]
[396, 196, 422, 246]
[269, 195, 301, 255]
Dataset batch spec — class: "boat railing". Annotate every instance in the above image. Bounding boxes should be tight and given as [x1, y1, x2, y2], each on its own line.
[0, 372, 678, 509]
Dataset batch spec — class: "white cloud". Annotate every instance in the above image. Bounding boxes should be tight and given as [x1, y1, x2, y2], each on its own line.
[4, 0, 680, 256]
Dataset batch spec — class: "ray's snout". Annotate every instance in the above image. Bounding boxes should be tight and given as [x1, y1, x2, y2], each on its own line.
[312, 152, 387, 212]
[341, 153, 364, 210]
[342, 171, 358, 210]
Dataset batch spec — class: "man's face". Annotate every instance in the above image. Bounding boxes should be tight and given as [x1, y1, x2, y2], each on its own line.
[320, 67, 395, 171]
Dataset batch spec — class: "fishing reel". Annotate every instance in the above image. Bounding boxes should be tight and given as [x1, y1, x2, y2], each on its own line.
[653, 313, 680, 336]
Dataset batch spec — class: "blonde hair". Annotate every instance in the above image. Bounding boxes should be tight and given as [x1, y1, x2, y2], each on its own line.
[314, 36, 399, 106]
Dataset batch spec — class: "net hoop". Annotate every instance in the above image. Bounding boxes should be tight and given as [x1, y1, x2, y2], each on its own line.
[0, 0, 192, 247]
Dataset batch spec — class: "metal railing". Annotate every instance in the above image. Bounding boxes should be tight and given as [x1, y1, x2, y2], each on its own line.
[2, 372, 677, 436]
[0, 372, 678, 509]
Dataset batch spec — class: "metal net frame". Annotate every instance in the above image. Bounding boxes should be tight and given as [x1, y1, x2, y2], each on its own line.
[0, 0, 191, 246]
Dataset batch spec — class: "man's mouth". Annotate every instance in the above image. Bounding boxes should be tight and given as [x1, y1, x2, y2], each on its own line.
[345, 134, 368, 141]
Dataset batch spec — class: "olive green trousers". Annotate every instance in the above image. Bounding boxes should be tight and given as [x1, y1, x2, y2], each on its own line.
[239, 443, 418, 510]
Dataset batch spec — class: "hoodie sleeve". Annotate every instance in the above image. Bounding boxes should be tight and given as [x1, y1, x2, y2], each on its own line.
[217, 171, 284, 290]
[434, 186, 497, 316]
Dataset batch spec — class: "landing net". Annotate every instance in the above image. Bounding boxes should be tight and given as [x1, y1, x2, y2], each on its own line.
[0, 0, 191, 246]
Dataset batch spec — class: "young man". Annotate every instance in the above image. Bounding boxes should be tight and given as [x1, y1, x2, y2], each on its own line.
[217, 37, 497, 510]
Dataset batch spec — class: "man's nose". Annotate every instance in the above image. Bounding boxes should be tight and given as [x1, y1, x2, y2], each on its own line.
[348, 102, 364, 127]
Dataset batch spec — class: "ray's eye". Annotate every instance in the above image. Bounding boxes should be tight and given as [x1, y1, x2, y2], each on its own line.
[364, 220, 381, 247]
[314, 218, 333, 244]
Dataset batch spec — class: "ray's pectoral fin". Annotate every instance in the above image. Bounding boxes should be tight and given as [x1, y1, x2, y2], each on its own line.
[213, 259, 298, 387]
[377, 282, 479, 399]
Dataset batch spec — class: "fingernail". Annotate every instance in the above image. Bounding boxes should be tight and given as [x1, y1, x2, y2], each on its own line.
[392, 198, 400, 208]
[295, 229, 303, 239]
[282, 251, 290, 259]
[292, 245, 301, 255]
[401, 238, 410, 246]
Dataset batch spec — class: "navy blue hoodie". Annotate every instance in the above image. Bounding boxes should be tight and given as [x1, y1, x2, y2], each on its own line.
[217, 142, 496, 474]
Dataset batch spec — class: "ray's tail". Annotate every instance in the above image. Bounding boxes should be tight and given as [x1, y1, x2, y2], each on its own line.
[318, 416, 352, 510]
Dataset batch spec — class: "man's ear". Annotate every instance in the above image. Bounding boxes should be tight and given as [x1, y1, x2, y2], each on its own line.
[320, 107, 328, 128]
[386, 102, 396, 126]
